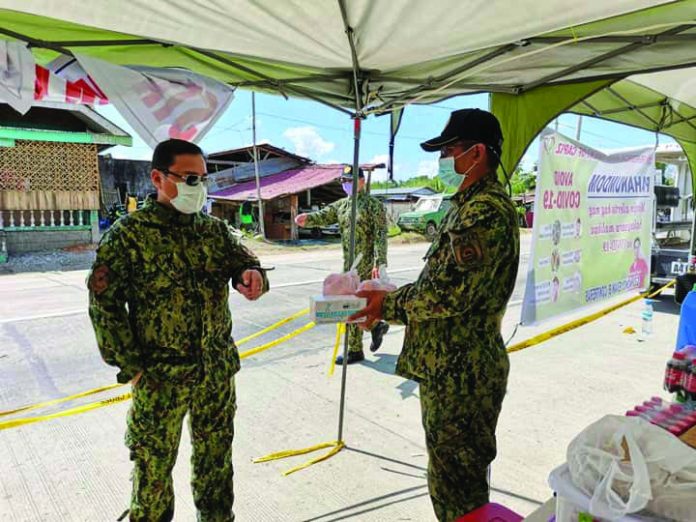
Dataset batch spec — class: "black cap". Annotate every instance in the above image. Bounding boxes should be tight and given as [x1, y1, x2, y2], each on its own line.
[339, 165, 365, 181]
[421, 108, 503, 156]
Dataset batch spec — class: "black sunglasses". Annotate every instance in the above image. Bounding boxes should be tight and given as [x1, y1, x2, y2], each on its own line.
[161, 168, 209, 186]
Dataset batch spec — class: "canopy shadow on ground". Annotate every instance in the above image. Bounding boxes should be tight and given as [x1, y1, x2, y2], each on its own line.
[651, 292, 681, 316]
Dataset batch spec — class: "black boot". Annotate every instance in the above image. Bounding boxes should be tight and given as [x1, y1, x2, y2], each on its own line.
[335, 351, 365, 365]
[370, 322, 390, 352]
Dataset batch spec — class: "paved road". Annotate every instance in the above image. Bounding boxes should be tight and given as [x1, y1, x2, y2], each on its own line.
[1, 232, 677, 522]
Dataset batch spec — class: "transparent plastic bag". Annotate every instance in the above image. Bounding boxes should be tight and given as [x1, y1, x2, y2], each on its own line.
[323, 254, 362, 296]
[567, 415, 696, 521]
[357, 265, 397, 293]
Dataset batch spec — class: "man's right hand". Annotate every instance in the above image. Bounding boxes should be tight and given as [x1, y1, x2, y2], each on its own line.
[295, 214, 308, 228]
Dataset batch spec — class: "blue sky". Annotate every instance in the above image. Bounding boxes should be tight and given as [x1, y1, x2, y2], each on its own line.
[96, 91, 676, 182]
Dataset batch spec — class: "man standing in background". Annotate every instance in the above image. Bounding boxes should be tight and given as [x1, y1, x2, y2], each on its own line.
[295, 166, 389, 364]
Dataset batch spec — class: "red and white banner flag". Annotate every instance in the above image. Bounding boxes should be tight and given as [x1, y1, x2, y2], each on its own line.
[76, 54, 235, 148]
[35, 56, 108, 105]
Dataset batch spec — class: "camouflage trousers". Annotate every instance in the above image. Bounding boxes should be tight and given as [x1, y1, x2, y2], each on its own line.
[125, 373, 237, 522]
[347, 324, 364, 354]
[419, 348, 509, 522]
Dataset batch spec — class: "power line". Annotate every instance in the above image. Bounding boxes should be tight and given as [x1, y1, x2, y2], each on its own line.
[556, 121, 632, 147]
[256, 111, 427, 141]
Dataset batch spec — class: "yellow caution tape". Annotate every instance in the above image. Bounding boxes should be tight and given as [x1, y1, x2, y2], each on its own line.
[236, 307, 309, 347]
[239, 321, 315, 360]
[0, 382, 125, 418]
[2, 280, 676, 431]
[0, 311, 316, 430]
[0, 392, 132, 431]
[328, 323, 345, 377]
[253, 439, 345, 476]
[507, 280, 675, 355]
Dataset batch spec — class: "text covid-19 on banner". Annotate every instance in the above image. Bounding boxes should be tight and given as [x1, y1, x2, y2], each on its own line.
[521, 130, 655, 324]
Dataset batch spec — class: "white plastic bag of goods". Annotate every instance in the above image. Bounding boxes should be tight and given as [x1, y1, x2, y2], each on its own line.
[76, 54, 235, 148]
[0, 40, 35, 114]
[566, 415, 696, 521]
[549, 464, 659, 522]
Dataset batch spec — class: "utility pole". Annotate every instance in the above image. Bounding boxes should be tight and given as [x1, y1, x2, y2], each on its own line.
[251, 92, 266, 239]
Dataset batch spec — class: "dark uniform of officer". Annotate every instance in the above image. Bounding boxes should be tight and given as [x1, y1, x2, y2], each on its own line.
[88, 139, 268, 521]
[352, 110, 520, 521]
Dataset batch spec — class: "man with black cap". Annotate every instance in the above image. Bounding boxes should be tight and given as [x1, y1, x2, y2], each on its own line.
[295, 166, 390, 363]
[350, 109, 520, 521]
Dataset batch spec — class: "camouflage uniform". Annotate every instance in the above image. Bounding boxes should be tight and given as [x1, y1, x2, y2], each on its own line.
[305, 191, 388, 353]
[88, 197, 268, 522]
[382, 176, 519, 521]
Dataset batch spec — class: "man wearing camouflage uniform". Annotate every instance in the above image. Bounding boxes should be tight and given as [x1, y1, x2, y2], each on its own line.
[295, 167, 389, 364]
[88, 139, 268, 522]
[351, 109, 519, 521]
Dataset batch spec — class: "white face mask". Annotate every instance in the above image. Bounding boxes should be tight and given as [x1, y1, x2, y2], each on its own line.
[170, 182, 207, 214]
[437, 144, 479, 189]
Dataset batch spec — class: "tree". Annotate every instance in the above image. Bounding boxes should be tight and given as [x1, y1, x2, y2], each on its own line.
[372, 175, 452, 193]
[508, 167, 536, 196]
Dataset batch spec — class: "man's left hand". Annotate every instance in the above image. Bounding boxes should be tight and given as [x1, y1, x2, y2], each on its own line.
[236, 269, 264, 301]
[348, 290, 388, 329]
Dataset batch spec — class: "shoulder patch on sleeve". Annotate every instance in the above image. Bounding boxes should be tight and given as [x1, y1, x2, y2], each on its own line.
[448, 228, 487, 267]
[89, 265, 111, 295]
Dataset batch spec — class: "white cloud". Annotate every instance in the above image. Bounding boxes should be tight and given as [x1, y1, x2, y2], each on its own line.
[369, 154, 389, 166]
[370, 170, 390, 183]
[417, 158, 439, 178]
[283, 126, 335, 158]
[367, 154, 389, 182]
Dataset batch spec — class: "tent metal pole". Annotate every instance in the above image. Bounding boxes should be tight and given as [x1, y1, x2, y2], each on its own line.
[236, 74, 350, 87]
[0, 27, 73, 56]
[579, 100, 600, 116]
[527, 34, 696, 45]
[336, 0, 365, 443]
[521, 24, 696, 92]
[36, 33, 696, 51]
[187, 48, 356, 115]
[337, 114, 361, 443]
[47, 39, 156, 47]
[547, 60, 696, 88]
[606, 87, 662, 130]
[671, 113, 696, 128]
[589, 100, 667, 117]
[374, 44, 518, 113]
[669, 107, 696, 134]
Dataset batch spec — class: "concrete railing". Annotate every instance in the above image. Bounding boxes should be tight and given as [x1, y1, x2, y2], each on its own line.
[0, 210, 97, 231]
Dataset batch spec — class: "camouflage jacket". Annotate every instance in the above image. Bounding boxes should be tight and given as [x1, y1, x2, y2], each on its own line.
[88, 198, 268, 384]
[382, 176, 519, 381]
[305, 191, 387, 277]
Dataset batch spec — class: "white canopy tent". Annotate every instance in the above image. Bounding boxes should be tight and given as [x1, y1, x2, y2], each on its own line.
[1, 0, 695, 475]
[0, 1, 694, 174]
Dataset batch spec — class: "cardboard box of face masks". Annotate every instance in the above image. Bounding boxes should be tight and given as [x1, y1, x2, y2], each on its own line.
[310, 295, 367, 324]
